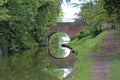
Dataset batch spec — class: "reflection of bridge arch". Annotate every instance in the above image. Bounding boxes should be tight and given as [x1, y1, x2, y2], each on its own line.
[47, 32, 70, 45]
[48, 32, 71, 59]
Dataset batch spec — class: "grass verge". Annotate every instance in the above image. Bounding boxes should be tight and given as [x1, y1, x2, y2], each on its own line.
[67, 42, 92, 80]
[109, 53, 120, 80]
[70, 30, 107, 52]
[66, 30, 107, 80]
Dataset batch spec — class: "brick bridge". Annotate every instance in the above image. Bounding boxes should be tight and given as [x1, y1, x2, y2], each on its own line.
[46, 22, 85, 55]
[48, 22, 85, 39]
[45, 22, 85, 78]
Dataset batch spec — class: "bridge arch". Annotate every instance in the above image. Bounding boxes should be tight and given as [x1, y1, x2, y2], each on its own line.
[47, 31, 70, 43]
[45, 22, 85, 69]
[46, 22, 85, 56]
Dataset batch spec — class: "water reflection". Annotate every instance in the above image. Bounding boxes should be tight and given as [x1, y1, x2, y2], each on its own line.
[61, 47, 70, 57]
[43, 67, 72, 79]
[48, 32, 74, 79]
[49, 32, 71, 58]
[61, 34, 70, 44]
[62, 68, 72, 78]
[0, 48, 64, 80]
[47, 67, 72, 79]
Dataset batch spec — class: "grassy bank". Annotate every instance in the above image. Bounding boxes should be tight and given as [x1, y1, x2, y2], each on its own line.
[109, 53, 120, 80]
[66, 30, 107, 80]
[66, 44, 92, 80]
[70, 30, 107, 52]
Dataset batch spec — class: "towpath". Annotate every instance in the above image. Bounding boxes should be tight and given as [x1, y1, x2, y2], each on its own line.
[90, 29, 120, 80]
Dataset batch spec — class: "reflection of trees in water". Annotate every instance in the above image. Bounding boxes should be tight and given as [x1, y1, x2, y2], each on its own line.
[49, 32, 68, 58]
[0, 48, 62, 80]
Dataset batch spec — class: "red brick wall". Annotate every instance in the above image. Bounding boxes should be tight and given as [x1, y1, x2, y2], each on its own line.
[49, 22, 85, 38]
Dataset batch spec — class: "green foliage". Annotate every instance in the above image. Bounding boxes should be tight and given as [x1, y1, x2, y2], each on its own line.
[76, 28, 90, 39]
[81, 31, 107, 52]
[0, 1, 63, 79]
[103, 0, 120, 42]
[70, 30, 107, 52]
[49, 32, 66, 58]
[0, 0, 10, 21]
[104, 0, 120, 22]
[0, 0, 62, 52]
[0, 49, 62, 80]
[75, 0, 112, 36]
[57, 9, 64, 22]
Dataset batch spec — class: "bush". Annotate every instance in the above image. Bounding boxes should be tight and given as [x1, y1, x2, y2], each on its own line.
[90, 28, 103, 37]
[76, 29, 90, 40]
[76, 25, 104, 40]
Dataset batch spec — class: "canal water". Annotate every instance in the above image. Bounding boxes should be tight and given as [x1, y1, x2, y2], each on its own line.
[0, 32, 75, 80]
[48, 32, 74, 79]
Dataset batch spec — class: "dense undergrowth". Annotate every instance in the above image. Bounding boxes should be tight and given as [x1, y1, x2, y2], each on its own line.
[66, 30, 107, 80]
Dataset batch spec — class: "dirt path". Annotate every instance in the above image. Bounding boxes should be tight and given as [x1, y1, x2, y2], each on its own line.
[90, 29, 120, 80]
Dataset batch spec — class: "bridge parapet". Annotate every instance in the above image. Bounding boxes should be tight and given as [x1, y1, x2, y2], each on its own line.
[49, 22, 85, 39]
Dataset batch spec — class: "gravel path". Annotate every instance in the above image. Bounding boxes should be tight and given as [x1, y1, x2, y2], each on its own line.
[90, 29, 120, 80]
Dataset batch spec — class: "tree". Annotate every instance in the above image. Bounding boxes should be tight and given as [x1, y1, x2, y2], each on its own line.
[0, 0, 10, 21]
[104, 0, 120, 22]
[104, 0, 120, 38]
[75, 0, 112, 36]
[0, 0, 63, 80]
[0, 0, 62, 53]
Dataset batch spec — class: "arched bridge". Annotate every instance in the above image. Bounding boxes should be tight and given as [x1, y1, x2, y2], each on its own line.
[46, 22, 85, 67]
[49, 22, 85, 39]
[45, 22, 86, 78]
